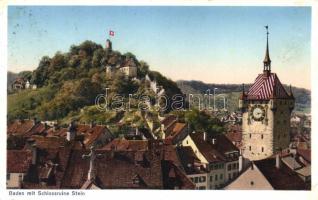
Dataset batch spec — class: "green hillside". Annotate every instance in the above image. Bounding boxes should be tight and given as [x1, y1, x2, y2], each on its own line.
[7, 40, 181, 124]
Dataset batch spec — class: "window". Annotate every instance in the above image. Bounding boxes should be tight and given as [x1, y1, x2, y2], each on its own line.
[232, 163, 236, 169]
[228, 164, 231, 171]
[186, 140, 188, 144]
[261, 134, 264, 139]
[194, 177, 199, 183]
[199, 186, 206, 190]
[262, 147, 264, 152]
[220, 174, 223, 180]
[6, 173, 10, 180]
[229, 173, 232, 180]
[249, 146, 252, 151]
[215, 174, 218, 181]
[200, 176, 206, 183]
[249, 134, 251, 138]
[210, 176, 213, 182]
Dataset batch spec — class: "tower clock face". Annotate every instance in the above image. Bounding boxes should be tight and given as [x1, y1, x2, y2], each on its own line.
[251, 105, 265, 121]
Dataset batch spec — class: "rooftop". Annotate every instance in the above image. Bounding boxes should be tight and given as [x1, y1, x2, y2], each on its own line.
[254, 157, 310, 190]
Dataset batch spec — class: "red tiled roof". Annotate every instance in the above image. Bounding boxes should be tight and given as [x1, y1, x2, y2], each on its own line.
[7, 150, 32, 173]
[27, 123, 48, 136]
[77, 124, 111, 146]
[254, 157, 310, 190]
[247, 73, 291, 100]
[46, 127, 68, 137]
[101, 139, 148, 151]
[28, 135, 67, 149]
[61, 149, 163, 189]
[161, 115, 177, 128]
[225, 125, 242, 143]
[297, 149, 311, 163]
[190, 132, 239, 163]
[161, 160, 195, 189]
[176, 146, 205, 175]
[7, 120, 35, 136]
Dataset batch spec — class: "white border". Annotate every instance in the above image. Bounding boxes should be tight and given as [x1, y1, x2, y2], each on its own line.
[1, 1, 317, 200]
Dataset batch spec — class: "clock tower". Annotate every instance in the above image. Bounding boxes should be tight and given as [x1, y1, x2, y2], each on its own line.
[239, 26, 295, 161]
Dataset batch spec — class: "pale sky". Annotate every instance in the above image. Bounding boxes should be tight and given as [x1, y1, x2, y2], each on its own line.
[8, 6, 311, 89]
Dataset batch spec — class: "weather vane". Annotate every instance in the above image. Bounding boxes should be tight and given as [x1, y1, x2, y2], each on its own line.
[265, 25, 269, 35]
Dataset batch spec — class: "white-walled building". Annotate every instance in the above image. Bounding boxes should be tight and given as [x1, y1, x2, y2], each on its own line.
[181, 132, 240, 189]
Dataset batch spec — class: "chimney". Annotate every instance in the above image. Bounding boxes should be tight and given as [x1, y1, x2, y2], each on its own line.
[276, 154, 280, 169]
[135, 127, 139, 136]
[90, 121, 95, 128]
[212, 138, 216, 145]
[239, 155, 243, 172]
[33, 117, 37, 126]
[203, 132, 207, 141]
[66, 121, 76, 141]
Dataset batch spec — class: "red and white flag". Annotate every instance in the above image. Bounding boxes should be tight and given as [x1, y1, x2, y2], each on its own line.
[109, 30, 115, 36]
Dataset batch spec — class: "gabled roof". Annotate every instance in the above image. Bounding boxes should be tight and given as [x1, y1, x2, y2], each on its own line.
[161, 115, 177, 128]
[247, 73, 292, 100]
[176, 146, 205, 175]
[165, 122, 187, 140]
[7, 120, 35, 136]
[254, 157, 310, 190]
[225, 125, 242, 143]
[189, 132, 239, 163]
[101, 139, 148, 151]
[77, 124, 112, 146]
[161, 160, 195, 189]
[61, 150, 163, 189]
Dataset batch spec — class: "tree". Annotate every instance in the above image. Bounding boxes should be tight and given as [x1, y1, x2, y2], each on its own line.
[92, 48, 104, 68]
[18, 71, 32, 81]
[31, 56, 51, 86]
[185, 109, 224, 136]
[137, 61, 149, 78]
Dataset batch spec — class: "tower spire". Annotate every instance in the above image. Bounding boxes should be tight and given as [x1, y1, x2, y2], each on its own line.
[263, 25, 271, 73]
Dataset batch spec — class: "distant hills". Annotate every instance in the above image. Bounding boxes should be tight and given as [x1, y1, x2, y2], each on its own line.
[177, 80, 311, 113]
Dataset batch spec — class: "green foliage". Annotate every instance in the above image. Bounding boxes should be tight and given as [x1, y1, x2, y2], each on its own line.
[8, 39, 186, 124]
[185, 109, 224, 136]
[7, 86, 57, 120]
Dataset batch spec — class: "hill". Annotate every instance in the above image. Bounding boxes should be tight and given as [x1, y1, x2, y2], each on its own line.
[177, 80, 311, 113]
[7, 40, 182, 127]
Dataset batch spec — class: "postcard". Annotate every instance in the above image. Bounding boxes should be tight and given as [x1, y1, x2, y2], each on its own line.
[2, 2, 315, 200]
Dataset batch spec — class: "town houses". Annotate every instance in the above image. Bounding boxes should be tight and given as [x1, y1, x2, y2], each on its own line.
[6, 29, 310, 190]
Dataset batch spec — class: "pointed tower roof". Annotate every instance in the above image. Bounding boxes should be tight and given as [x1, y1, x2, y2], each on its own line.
[263, 26, 271, 72]
[247, 73, 291, 100]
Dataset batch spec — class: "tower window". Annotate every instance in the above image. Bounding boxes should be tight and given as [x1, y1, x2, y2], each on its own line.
[249, 146, 251, 151]
[261, 134, 264, 139]
[262, 147, 264, 152]
[249, 134, 251, 138]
